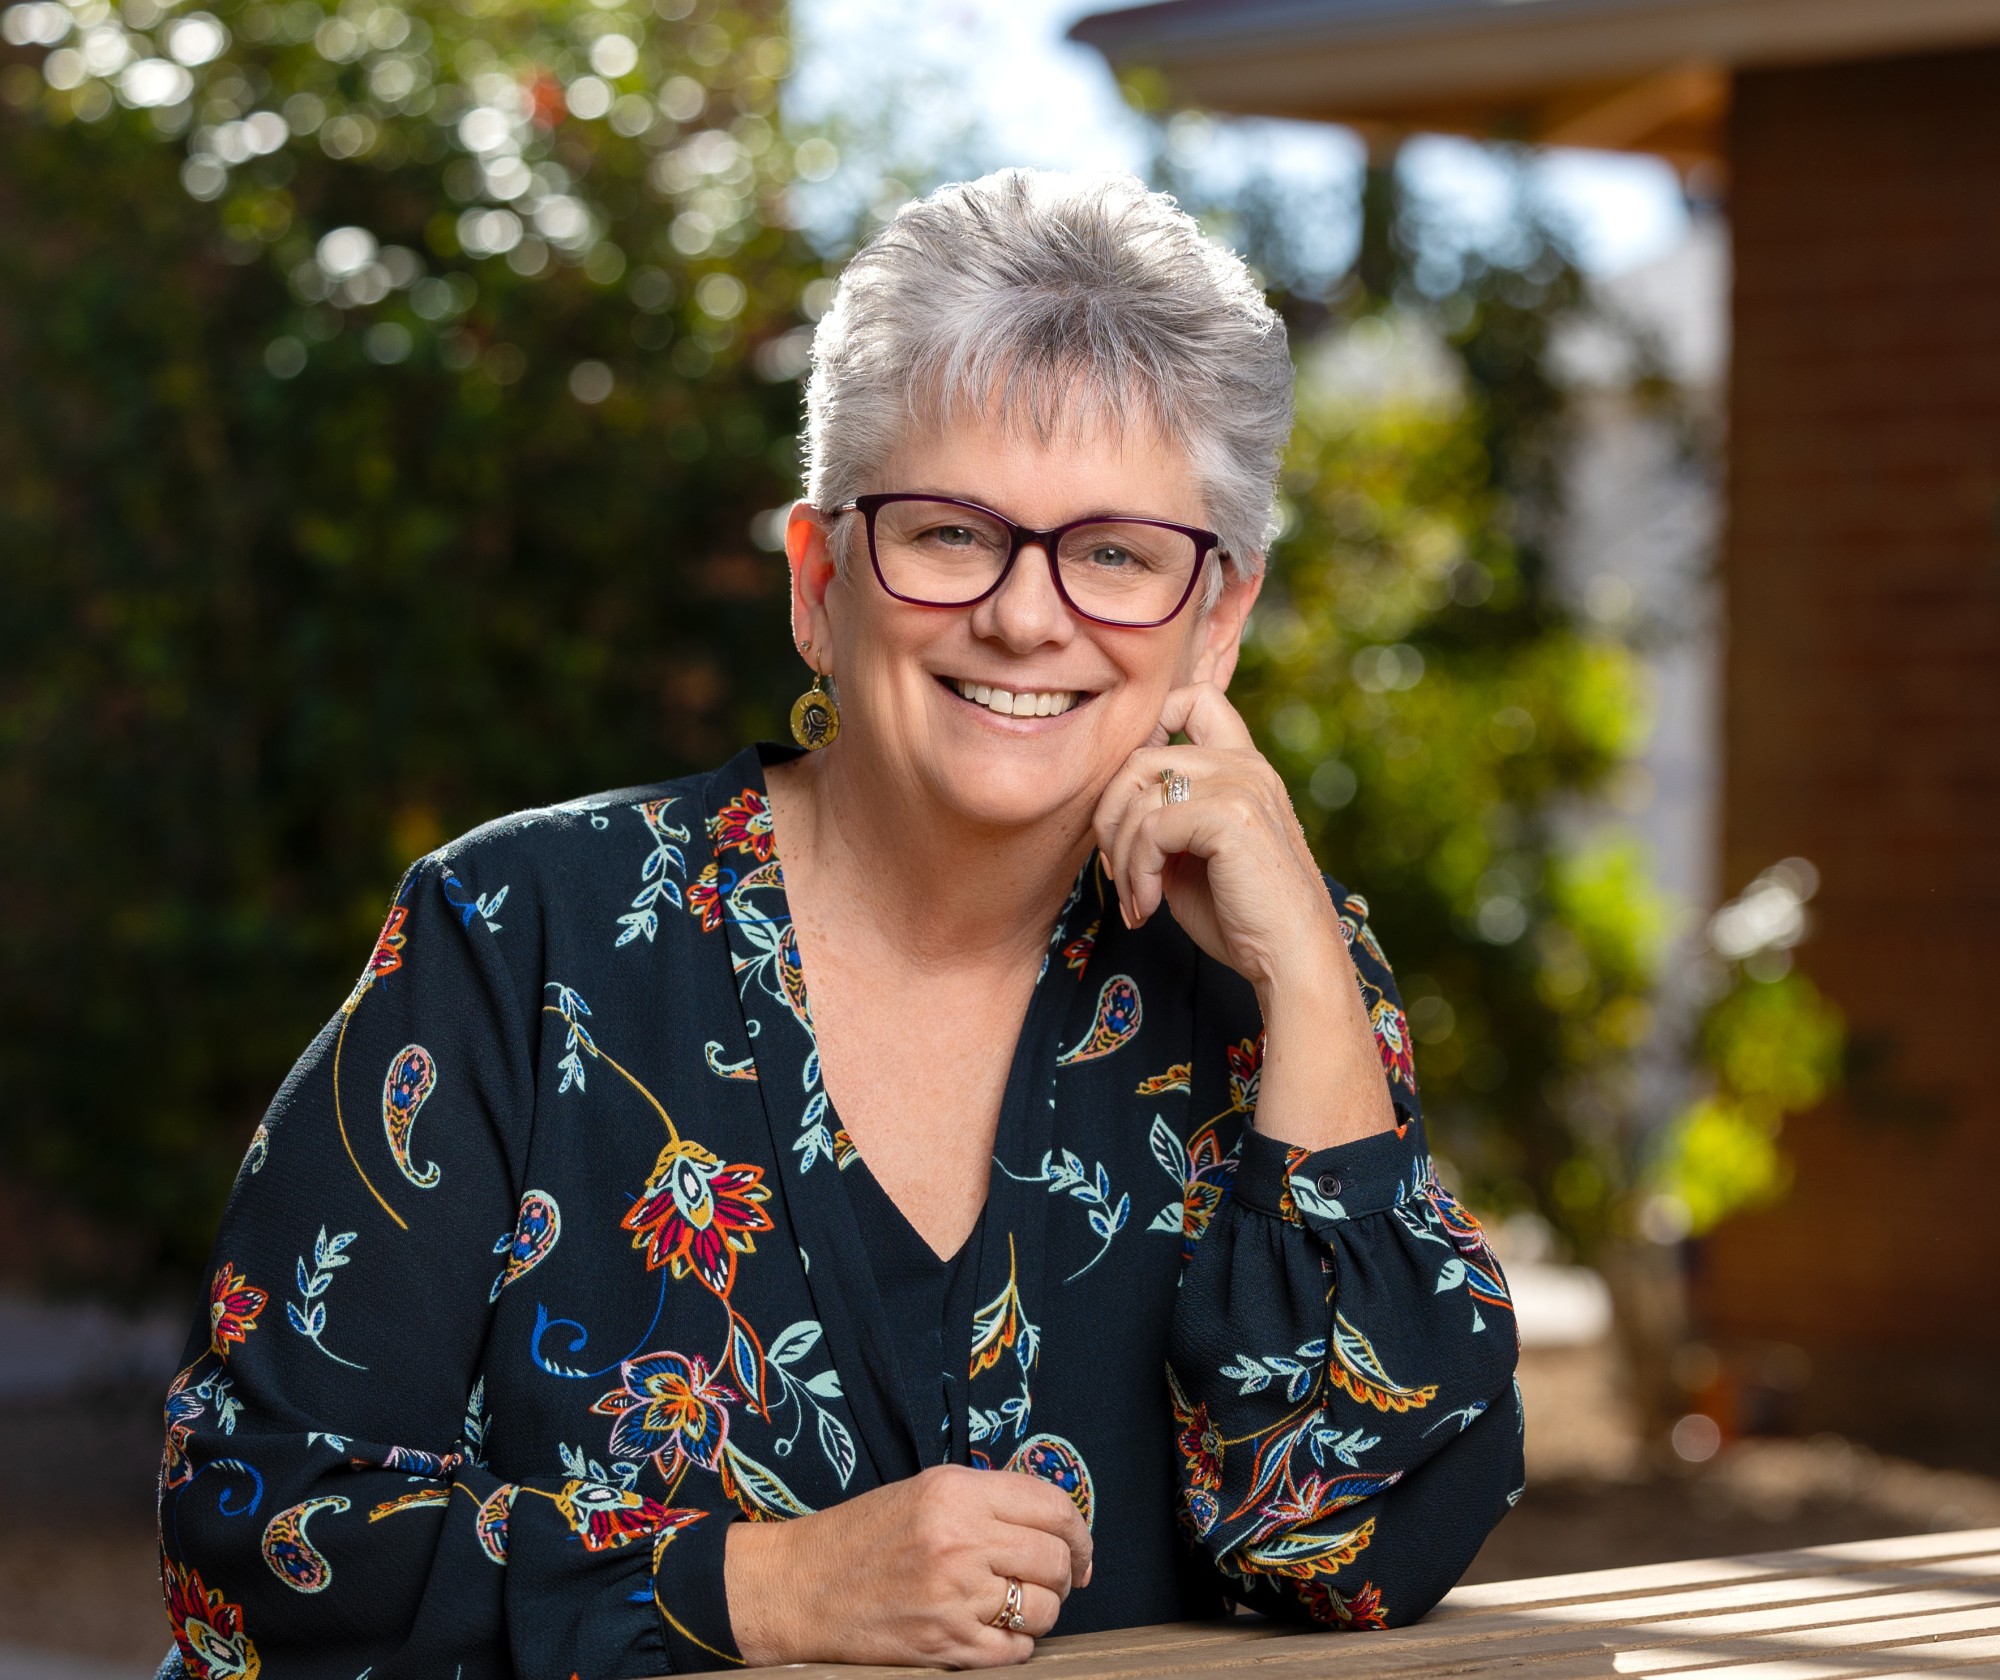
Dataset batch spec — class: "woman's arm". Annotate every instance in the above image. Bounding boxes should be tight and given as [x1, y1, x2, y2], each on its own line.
[1095, 683, 1522, 1627]
[159, 852, 717, 1679]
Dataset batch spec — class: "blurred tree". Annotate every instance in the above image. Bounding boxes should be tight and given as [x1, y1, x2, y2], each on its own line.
[0, 0, 821, 1285]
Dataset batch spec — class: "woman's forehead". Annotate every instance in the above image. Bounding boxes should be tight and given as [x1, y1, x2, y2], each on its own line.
[881, 407, 1206, 526]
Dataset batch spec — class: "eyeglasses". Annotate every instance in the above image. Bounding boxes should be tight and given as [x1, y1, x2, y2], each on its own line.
[827, 492, 1223, 629]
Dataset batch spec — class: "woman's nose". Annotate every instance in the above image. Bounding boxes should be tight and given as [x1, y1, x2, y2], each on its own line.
[973, 541, 1073, 649]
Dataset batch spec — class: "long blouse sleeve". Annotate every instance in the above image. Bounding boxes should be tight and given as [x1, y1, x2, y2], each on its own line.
[1165, 887, 1524, 1631]
[158, 850, 732, 1680]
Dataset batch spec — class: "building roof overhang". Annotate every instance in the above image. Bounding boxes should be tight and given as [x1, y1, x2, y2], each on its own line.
[1068, 0, 2000, 167]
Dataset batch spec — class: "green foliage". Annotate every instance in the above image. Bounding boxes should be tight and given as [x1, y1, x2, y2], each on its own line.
[1649, 970, 1844, 1236]
[0, 0, 818, 1282]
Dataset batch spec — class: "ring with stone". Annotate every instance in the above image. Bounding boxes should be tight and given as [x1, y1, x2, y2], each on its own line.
[1159, 767, 1192, 807]
[988, 1575, 1027, 1632]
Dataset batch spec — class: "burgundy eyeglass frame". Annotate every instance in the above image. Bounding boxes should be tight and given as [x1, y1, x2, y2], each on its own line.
[827, 491, 1225, 629]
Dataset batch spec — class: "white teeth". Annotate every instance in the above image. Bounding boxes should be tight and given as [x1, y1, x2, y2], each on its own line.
[953, 679, 1077, 718]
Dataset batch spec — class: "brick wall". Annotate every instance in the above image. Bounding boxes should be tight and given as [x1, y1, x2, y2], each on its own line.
[1700, 46, 2000, 1461]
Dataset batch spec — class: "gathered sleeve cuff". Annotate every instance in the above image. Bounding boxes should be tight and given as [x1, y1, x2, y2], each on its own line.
[650, 1502, 744, 1670]
[1166, 1121, 1523, 1630]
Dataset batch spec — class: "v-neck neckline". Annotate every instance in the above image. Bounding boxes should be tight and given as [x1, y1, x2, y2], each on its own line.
[697, 742, 1099, 1475]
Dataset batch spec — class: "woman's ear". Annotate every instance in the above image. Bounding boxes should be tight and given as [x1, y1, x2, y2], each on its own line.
[786, 502, 838, 670]
[1186, 559, 1264, 692]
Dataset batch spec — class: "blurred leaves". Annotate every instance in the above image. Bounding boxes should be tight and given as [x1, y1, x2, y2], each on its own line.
[0, 0, 818, 1283]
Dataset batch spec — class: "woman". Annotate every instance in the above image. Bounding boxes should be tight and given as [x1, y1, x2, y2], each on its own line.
[158, 169, 1522, 1680]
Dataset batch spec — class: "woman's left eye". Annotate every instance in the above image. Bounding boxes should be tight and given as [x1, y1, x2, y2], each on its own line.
[1086, 545, 1134, 569]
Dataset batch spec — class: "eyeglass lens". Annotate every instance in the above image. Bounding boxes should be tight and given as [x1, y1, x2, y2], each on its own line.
[870, 499, 1198, 625]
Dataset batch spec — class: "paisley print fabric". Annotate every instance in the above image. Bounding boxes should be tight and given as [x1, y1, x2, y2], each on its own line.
[157, 742, 1522, 1679]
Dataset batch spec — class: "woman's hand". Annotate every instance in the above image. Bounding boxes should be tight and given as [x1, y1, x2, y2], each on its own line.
[724, 1464, 1093, 1668]
[1090, 682, 1395, 1149]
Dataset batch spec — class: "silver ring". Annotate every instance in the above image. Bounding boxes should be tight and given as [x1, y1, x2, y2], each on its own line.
[1160, 768, 1191, 807]
[988, 1575, 1026, 1633]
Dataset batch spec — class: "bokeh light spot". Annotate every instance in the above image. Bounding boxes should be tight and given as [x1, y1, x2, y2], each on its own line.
[364, 322, 412, 364]
[568, 359, 613, 403]
[263, 336, 307, 378]
[1670, 1413, 1722, 1463]
[164, 11, 224, 64]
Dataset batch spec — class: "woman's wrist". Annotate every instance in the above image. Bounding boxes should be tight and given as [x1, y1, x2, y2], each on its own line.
[725, 1518, 800, 1667]
[1252, 938, 1395, 1151]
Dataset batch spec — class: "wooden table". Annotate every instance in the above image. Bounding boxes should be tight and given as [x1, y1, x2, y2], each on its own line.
[687, 1526, 2000, 1680]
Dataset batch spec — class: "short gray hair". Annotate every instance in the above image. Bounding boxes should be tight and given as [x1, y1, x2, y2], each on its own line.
[802, 169, 1294, 588]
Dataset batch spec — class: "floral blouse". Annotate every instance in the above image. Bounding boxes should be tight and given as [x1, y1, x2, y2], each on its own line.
[157, 742, 1524, 1680]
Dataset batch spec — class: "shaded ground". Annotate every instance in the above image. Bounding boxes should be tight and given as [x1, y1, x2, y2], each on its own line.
[0, 1384, 166, 1669]
[1470, 1343, 2000, 1582]
[5, 1346, 1998, 1672]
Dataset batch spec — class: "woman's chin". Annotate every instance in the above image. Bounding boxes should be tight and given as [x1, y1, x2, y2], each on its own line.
[923, 759, 1093, 836]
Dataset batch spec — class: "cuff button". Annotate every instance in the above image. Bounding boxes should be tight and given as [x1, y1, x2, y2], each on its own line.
[1315, 1172, 1343, 1198]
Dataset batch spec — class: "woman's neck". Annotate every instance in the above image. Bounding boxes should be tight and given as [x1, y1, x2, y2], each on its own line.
[764, 744, 1092, 973]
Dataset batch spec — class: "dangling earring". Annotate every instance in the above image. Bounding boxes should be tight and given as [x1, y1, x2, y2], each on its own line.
[790, 673, 839, 750]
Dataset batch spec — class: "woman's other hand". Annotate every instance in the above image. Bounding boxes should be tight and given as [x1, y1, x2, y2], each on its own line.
[1091, 682, 1395, 1149]
[724, 1464, 1092, 1668]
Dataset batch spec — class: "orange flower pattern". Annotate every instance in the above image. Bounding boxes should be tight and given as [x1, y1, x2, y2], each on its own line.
[206, 1263, 265, 1360]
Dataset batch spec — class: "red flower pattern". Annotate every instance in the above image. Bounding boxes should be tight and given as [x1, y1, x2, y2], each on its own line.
[1300, 1577, 1388, 1630]
[207, 1263, 266, 1359]
[707, 790, 775, 862]
[553, 1479, 706, 1553]
[164, 1557, 261, 1678]
[1226, 1034, 1263, 1114]
[686, 863, 724, 934]
[622, 1138, 773, 1298]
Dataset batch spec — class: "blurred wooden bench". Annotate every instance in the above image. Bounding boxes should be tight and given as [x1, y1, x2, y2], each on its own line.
[678, 1524, 2000, 1679]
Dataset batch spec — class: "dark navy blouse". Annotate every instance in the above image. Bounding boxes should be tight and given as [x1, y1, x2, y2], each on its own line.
[158, 742, 1524, 1679]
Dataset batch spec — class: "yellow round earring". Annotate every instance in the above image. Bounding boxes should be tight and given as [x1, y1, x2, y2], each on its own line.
[790, 673, 839, 750]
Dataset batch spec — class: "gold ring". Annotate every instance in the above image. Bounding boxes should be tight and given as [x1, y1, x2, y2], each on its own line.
[988, 1575, 1026, 1633]
[1159, 768, 1191, 807]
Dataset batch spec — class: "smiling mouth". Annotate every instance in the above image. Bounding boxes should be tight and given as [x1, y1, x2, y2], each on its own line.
[944, 676, 1087, 718]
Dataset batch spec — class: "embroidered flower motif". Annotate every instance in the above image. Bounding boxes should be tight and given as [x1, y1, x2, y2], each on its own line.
[1226, 1034, 1264, 1114]
[1300, 1578, 1387, 1630]
[1274, 1144, 1312, 1226]
[1369, 998, 1415, 1090]
[162, 1367, 204, 1490]
[591, 1350, 735, 1480]
[622, 1139, 773, 1298]
[208, 1264, 267, 1360]
[708, 789, 775, 862]
[1062, 919, 1099, 973]
[164, 1557, 261, 1678]
[1176, 1397, 1224, 1495]
[345, 902, 409, 1009]
[1259, 1467, 1400, 1529]
[553, 1478, 705, 1552]
[1179, 1119, 1237, 1257]
[686, 863, 724, 933]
